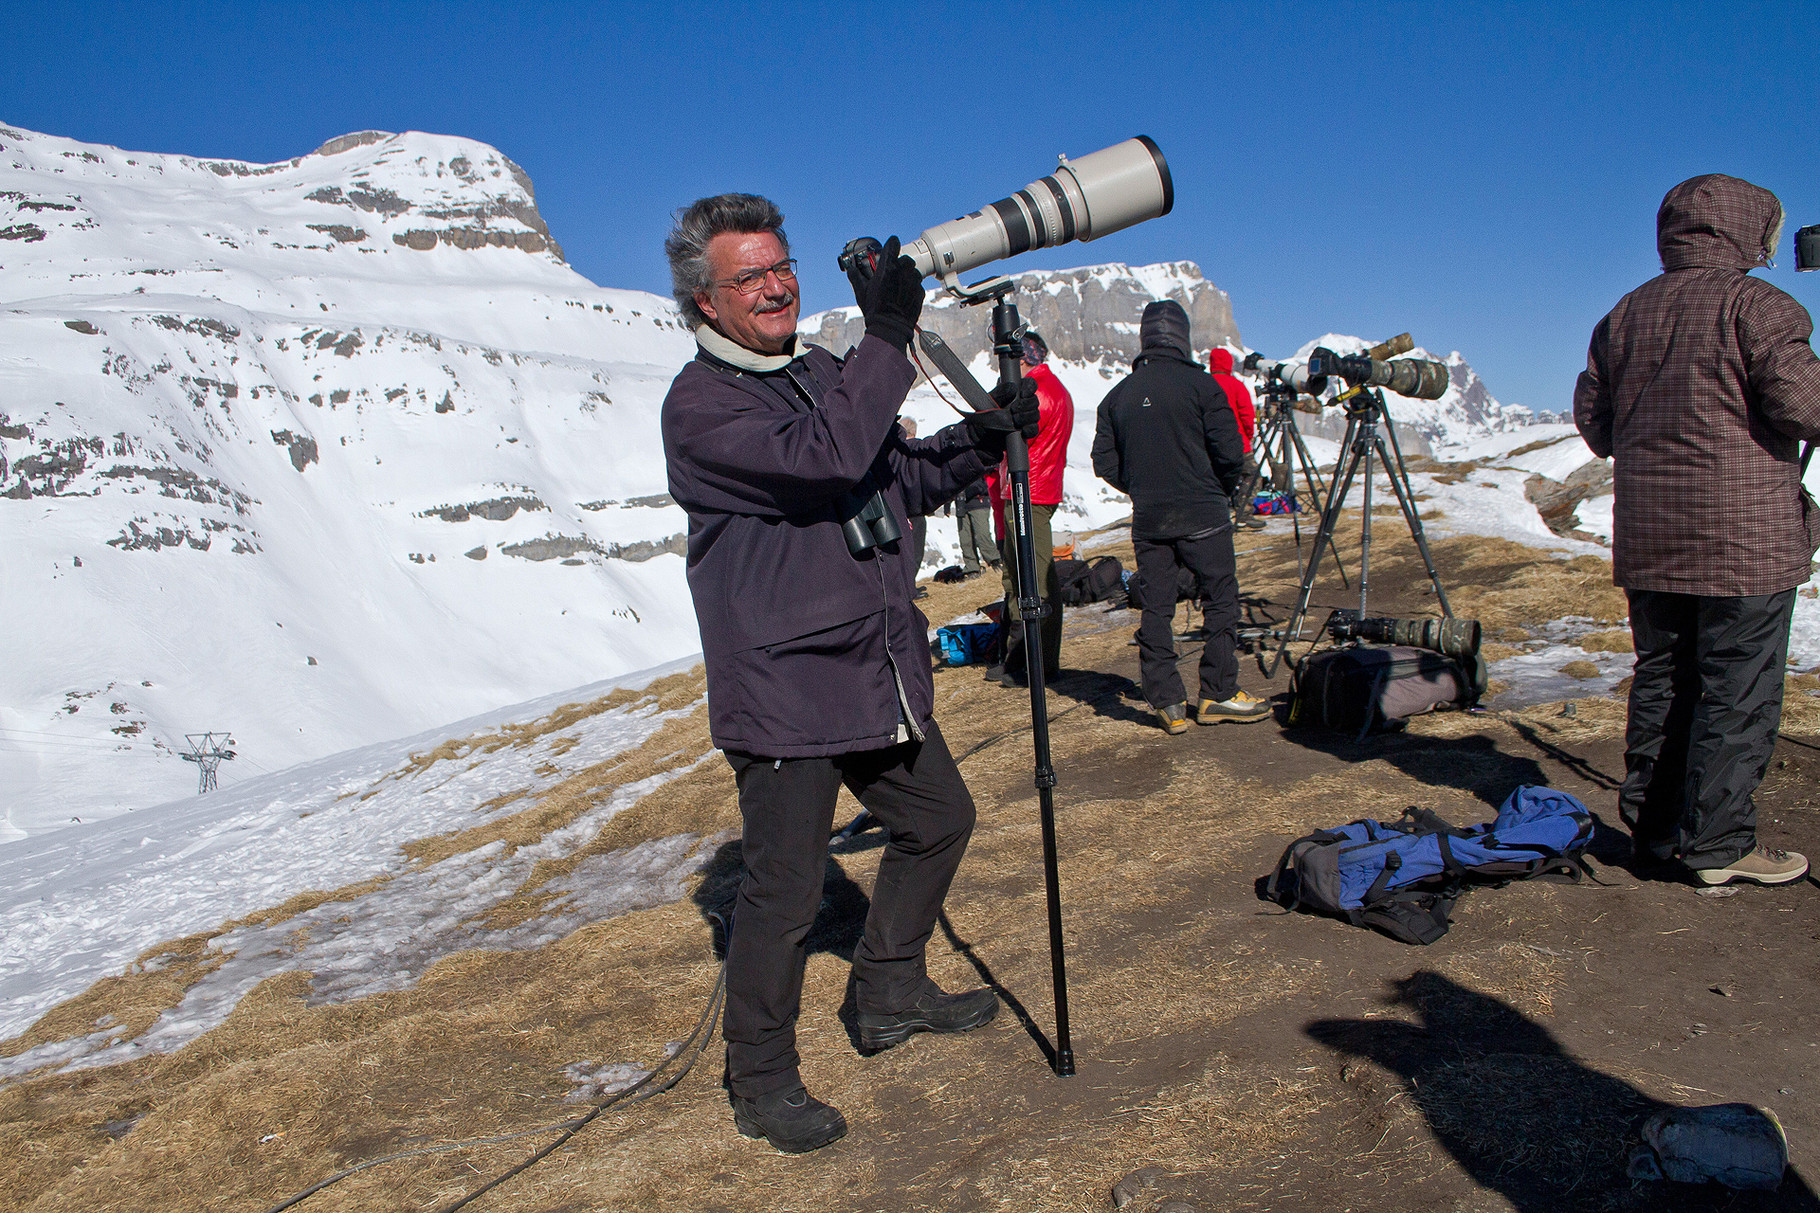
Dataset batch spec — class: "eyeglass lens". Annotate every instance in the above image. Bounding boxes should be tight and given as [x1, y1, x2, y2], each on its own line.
[730, 259, 797, 292]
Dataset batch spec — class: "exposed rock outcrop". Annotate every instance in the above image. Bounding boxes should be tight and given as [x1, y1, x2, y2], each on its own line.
[801, 261, 1239, 366]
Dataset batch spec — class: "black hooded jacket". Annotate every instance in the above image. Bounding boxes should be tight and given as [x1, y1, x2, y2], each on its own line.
[1091, 301, 1247, 539]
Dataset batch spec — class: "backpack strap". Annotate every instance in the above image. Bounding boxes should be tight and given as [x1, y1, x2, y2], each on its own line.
[1362, 849, 1404, 905]
[1356, 893, 1454, 945]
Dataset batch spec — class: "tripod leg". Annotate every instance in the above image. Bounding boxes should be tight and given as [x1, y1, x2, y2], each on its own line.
[1269, 414, 1364, 677]
[1288, 417, 1349, 589]
[1358, 422, 1375, 616]
[1373, 427, 1454, 617]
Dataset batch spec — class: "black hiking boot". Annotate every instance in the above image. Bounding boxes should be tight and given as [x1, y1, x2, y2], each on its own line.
[730, 1085, 847, 1153]
[856, 986, 999, 1052]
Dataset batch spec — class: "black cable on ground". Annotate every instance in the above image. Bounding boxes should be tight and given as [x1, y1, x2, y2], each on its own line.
[261, 958, 726, 1213]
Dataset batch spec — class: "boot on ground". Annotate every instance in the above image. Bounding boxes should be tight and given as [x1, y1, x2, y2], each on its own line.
[1154, 703, 1189, 734]
[856, 986, 999, 1052]
[731, 1084, 847, 1153]
[1197, 690, 1271, 724]
[1692, 844, 1809, 886]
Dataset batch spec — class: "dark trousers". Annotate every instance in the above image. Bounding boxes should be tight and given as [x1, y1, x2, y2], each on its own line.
[1134, 528, 1239, 709]
[721, 721, 975, 1099]
[1621, 588, 1795, 867]
[956, 507, 994, 574]
[997, 501, 1063, 676]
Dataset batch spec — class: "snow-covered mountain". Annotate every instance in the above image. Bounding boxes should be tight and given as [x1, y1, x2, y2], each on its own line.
[0, 123, 697, 838]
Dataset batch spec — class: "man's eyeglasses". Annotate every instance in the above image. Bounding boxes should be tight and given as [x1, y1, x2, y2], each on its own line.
[716, 258, 798, 295]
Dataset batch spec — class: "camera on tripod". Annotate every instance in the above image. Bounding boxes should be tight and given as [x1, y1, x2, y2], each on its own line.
[1306, 345, 1450, 401]
[1242, 353, 1327, 402]
[1326, 609, 1482, 659]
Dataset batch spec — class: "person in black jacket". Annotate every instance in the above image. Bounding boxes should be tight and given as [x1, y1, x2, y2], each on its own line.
[660, 195, 1038, 1153]
[1092, 300, 1270, 733]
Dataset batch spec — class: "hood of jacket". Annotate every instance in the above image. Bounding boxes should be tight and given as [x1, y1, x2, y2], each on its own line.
[1208, 348, 1235, 374]
[1657, 174, 1784, 272]
[1139, 299, 1194, 360]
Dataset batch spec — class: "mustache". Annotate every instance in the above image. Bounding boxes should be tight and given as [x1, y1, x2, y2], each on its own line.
[754, 292, 796, 315]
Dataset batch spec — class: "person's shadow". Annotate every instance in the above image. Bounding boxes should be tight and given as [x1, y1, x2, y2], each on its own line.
[1284, 725, 1550, 812]
[1307, 971, 1818, 1210]
[691, 838, 870, 963]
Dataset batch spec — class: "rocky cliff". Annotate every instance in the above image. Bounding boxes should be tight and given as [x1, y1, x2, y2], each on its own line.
[801, 261, 1240, 364]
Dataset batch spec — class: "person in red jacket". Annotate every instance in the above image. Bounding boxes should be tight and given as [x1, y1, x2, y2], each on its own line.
[1209, 348, 1264, 529]
[987, 330, 1074, 684]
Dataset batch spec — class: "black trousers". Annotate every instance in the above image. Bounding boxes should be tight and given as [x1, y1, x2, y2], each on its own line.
[1621, 588, 1795, 868]
[1134, 528, 1240, 708]
[721, 721, 975, 1099]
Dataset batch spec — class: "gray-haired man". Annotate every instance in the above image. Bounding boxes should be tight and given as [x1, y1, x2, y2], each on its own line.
[659, 195, 1038, 1152]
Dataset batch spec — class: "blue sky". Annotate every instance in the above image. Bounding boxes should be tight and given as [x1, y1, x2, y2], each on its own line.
[7, 1, 1820, 413]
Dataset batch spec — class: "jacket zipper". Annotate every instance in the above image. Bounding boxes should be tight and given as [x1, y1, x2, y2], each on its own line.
[782, 356, 921, 745]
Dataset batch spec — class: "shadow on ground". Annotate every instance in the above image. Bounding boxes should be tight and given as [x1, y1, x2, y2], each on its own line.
[690, 838, 870, 963]
[1308, 971, 1819, 1212]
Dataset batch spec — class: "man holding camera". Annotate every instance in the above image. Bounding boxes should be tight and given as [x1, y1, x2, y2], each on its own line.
[1575, 173, 1820, 886]
[660, 195, 1039, 1153]
[1092, 300, 1270, 733]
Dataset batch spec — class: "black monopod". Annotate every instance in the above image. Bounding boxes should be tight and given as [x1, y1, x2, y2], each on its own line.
[913, 310, 1075, 1078]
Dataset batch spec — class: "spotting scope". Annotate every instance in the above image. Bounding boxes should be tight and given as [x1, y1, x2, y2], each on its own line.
[840, 137, 1173, 300]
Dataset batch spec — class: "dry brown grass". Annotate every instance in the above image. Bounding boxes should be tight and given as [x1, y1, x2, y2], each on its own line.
[7, 510, 1818, 1213]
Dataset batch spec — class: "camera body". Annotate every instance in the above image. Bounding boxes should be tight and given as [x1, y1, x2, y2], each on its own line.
[1796, 224, 1820, 272]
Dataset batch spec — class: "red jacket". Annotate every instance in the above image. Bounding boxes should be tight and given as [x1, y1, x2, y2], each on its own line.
[986, 363, 1072, 534]
[1208, 348, 1255, 452]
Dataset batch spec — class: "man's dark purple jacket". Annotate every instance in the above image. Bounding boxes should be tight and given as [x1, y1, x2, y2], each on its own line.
[662, 334, 993, 757]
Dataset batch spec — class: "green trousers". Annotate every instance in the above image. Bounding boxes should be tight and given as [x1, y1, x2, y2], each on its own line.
[997, 501, 1063, 675]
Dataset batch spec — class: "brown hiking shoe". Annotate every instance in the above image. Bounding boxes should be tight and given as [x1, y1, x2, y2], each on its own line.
[1197, 690, 1271, 724]
[1692, 845, 1809, 887]
[1154, 703, 1189, 734]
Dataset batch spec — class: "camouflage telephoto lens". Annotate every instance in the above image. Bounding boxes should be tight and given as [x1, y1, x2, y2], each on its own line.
[1376, 358, 1450, 401]
[1328, 610, 1481, 659]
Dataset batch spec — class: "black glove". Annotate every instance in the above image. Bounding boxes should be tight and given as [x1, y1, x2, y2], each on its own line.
[847, 235, 923, 351]
[964, 377, 1041, 452]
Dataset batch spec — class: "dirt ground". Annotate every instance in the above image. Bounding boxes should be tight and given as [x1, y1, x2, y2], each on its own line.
[5, 510, 1820, 1213]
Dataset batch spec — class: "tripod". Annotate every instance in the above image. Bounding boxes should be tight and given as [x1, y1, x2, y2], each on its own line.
[1267, 385, 1453, 677]
[1240, 385, 1349, 590]
[915, 292, 1075, 1078]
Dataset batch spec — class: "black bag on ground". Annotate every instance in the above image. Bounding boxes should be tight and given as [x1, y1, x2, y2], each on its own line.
[1057, 555, 1127, 606]
[1288, 643, 1486, 738]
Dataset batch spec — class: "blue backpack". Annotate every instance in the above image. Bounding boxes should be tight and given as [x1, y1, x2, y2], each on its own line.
[1265, 786, 1596, 944]
[935, 622, 1001, 667]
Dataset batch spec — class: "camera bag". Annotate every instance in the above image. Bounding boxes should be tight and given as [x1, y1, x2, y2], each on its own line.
[1288, 643, 1484, 739]
[1056, 555, 1127, 607]
[1264, 786, 1596, 945]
